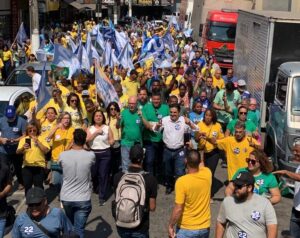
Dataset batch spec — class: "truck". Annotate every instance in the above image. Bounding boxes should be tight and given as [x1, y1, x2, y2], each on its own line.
[202, 9, 238, 68]
[233, 10, 300, 184]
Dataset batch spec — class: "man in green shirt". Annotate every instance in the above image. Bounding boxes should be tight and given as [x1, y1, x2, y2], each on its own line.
[118, 96, 143, 172]
[226, 106, 258, 137]
[213, 82, 241, 131]
[142, 93, 170, 175]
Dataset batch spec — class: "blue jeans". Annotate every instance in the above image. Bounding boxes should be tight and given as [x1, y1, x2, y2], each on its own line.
[0, 218, 6, 238]
[144, 141, 163, 175]
[62, 200, 92, 238]
[176, 227, 209, 238]
[121, 145, 131, 172]
[163, 147, 185, 187]
[117, 227, 149, 238]
[290, 208, 300, 238]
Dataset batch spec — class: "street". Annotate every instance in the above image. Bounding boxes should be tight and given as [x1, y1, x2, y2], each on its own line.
[5, 160, 293, 238]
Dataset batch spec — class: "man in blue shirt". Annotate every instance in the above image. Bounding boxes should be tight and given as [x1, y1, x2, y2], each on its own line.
[0, 106, 27, 190]
[12, 187, 77, 238]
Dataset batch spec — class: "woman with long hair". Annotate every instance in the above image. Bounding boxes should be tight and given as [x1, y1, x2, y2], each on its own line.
[47, 112, 74, 188]
[64, 92, 87, 129]
[196, 109, 224, 198]
[16, 122, 50, 194]
[106, 102, 121, 176]
[225, 149, 281, 205]
[86, 110, 114, 206]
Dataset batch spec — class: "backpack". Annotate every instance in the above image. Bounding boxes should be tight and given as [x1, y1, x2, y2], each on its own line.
[112, 171, 146, 228]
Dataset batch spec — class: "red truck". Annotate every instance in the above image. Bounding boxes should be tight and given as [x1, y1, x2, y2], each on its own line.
[202, 9, 238, 68]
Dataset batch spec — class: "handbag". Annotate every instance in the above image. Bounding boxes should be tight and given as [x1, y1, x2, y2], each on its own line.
[5, 205, 16, 227]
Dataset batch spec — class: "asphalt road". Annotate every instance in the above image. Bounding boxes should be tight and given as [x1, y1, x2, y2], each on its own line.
[5, 160, 293, 238]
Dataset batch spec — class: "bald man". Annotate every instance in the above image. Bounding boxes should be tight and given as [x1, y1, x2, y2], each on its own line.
[118, 96, 144, 171]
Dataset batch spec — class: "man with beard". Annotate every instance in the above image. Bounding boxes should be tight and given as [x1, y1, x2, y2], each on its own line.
[215, 171, 277, 238]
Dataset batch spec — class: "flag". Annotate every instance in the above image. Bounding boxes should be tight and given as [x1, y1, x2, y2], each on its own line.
[169, 16, 180, 31]
[68, 38, 77, 53]
[140, 35, 164, 60]
[183, 28, 193, 38]
[85, 32, 91, 56]
[95, 65, 119, 107]
[118, 41, 134, 70]
[80, 45, 91, 73]
[52, 44, 80, 79]
[163, 28, 176, 52]
[95, 29, 105, 51]
[16, 22, 28, 45]
[103, 41, 113, 68]
[89, 44, 100, 65]
[36, 62, 51, 112]
[109, 19, 115, 30]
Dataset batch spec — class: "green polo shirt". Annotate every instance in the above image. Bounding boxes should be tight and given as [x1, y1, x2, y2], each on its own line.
[214, 89, 241, 124]
[120, 109, 143, 146]
[142, 103, 169, 142]
[226, 119, 257, 134]
[233, 109, 260, 127]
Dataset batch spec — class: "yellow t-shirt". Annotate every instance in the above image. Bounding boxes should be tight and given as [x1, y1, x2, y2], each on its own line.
[212, 76, 225, 90]
[3, 50, 12, 62]
[63, 104, 87, 129]
[40, 119, 57, 146]
[197, 121, 224, 153]
[51, 127, 75, 162]
[217, 136, 260, 179]
[165, 75, 185, 86]
[119, 94, 129, 110]
[57, 83, 71, 102]
[70, 31, 77, 40]
[175, 167, 211, 230]
[17, 136, 50, 168]
[121, 79, 139, 97]
[108, 117, 121, 141]
[88, 84, 96, 101]
[37, 99, 63, 121]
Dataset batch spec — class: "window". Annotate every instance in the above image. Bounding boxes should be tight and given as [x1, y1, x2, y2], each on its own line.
[14, 93, 35, 116]
[207, 22, 236, 43]
[276, 74, 287, 106]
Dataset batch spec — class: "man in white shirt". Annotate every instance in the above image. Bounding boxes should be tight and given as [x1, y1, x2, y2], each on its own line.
[273, 141, 300, 238]
[154, 103, 198, 194]
[26, 66, 41, 97]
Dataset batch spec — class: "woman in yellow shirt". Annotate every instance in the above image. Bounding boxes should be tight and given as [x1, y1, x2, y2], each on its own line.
[63, 93, 87, 129]
[47, 112, 74, 187]
[196, 109, 224, 198]
[38, 107, 58, 145]
[2, 45, 13, 80]
[16, 122, 50, 194]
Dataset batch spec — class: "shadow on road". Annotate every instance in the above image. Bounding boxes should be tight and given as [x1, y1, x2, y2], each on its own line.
[85, 216, 113, 238]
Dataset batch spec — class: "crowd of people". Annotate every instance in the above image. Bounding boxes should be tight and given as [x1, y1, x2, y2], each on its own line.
[0, 17, 299, 238]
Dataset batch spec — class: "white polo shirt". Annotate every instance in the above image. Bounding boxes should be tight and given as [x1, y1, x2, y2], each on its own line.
[160, 116, 188, 150]
[32, 72, 42, 95]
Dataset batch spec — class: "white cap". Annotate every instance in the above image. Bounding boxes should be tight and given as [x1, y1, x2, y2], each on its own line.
[237, 79, 246, 86]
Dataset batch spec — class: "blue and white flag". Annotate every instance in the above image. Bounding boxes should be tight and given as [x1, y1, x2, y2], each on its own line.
[52, 44, 80, 79]
[163, 28, 176, 52]
[100, 26, 115, 41]
[169, 16, 180, 31]
[81, 45, 91, 73]
[36, 62, 51, 112]
[95, 29, 105, 51]
[95, 65, 119, 107]
[103, 41, 113, 68]
[183, 28, 193, 38]
[16, 22, 28, 45]
[68, 38, 77, 53]
[141, 35, 164, 59]
[91, 25, 99, 36]
[89, 44, 101, 65]
[85, 32, 92, 56]
[109, 19, 115, 30]
[118, 41, 134, 70]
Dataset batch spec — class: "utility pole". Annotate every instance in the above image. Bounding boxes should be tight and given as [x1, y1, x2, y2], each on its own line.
[29, 0, 39, 55]
[128, 0, 132, 17]
[96, 0, 102, 23]
[113, 0, 118, 24]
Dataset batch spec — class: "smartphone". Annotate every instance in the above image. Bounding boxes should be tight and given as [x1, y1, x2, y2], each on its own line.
[25, 138, 31, 148]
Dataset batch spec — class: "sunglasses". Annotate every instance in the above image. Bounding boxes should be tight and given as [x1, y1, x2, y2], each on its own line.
[246, 158, 258, 165]
[110, 107, 116, 111]
[28, 129, 37, 133]
[28, 201, 43, 208]
[234, 184, 248, 190]
[70, 99, 78, 103]
[239, 112, 247, 115]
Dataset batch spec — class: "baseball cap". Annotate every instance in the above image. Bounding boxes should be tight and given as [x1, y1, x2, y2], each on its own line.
[82, 90, 89, 96]
[237, 79, 246, 86]
[5, 105, 16, 119]
[232, 171, 255, 186]
[26, 187, 46, 205]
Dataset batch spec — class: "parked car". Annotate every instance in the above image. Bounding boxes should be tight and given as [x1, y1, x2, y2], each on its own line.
[1, 62, 51, 87]
[0, 86, 34, 118]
